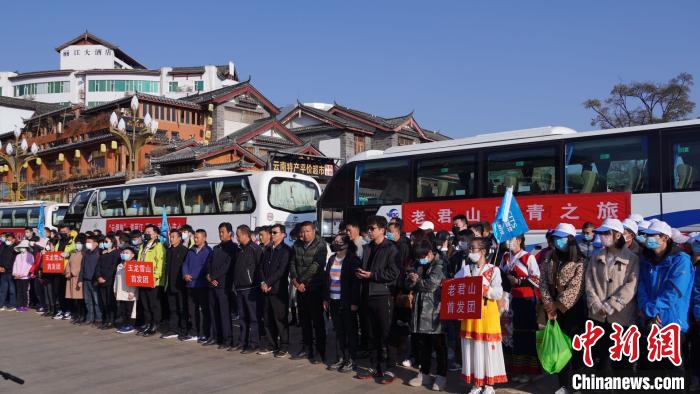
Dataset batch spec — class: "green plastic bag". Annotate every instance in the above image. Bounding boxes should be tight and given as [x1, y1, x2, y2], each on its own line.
[536, 320, 573, 374]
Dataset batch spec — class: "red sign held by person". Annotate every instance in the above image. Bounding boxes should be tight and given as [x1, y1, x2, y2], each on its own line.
[402, 192, 631, 232]
[124, 260, 154, 288]
[440, 277, 483, 320]
[42, 251, 65, 274]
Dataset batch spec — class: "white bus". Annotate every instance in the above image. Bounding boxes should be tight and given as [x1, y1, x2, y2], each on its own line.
[0, 201, 69, 238]
[318, 119, 700, 245]
[63, 170, 320, 239]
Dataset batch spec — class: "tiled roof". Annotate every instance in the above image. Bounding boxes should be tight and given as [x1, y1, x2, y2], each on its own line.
[0, 96, 67, 115]
[199, 161, 257, 171]
[332, 103, 413, 130]
[55, 31, 146, 69]
[422, 128, 452, 141]
[8, 69, 74, 81]
[288, 124, 339, 134]
[222, 116, 275, 142]
[288, 103, 374, 134]
[179, 80, 252, 104]
[82, 92, 202, 114]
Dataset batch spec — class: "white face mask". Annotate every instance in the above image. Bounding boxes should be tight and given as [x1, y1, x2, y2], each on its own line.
[468, 252, 481, 263]
[86, 242, 96, 251]
[75, 243, 84, 252]
[440, 246, 448, 252]
[182, 232, 190, 240]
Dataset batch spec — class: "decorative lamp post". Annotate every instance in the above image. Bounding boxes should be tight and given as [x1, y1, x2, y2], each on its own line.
[108, 95, 157, 179]
[0, 126, 42, 201]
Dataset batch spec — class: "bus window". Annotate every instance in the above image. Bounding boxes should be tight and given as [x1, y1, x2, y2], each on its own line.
[416, 155, 476, 199]
[181, 180, 215, 214]
[487, 147, 557, 195]
[13, 208, 28, 228]
[151, 183, 182, 215]
[53, 206, 67, 227]
[319, 164, 352, 208]
[672, 140, 700, 190]
[0, 209, 10, 227]
[355, 160, 410, 205]
[215, 177, 254, 213]
[68, 190, 91, 216]
[124, 186, 152, 216]
[28, 207, 40, 228]
[99, 188, 125, 217]
[268, 177, 319, 213]
[565, 136, 649, 193]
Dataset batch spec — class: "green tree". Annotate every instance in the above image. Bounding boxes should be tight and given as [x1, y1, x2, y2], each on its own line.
[583, 72, 695, 129]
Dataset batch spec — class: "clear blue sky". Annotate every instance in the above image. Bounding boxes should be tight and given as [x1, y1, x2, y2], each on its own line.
[1, 0, 698, 138]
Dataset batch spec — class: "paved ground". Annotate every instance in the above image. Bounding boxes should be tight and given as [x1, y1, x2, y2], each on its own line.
[0, 311, 558, 393]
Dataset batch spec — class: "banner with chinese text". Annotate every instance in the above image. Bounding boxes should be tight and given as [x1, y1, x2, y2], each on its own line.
[42, 251, 65, 274]
[403, 192, 631, 232]
[106, 217, 187, 233]
[125, 260, 154, 288]
[440, 277, 483, 320]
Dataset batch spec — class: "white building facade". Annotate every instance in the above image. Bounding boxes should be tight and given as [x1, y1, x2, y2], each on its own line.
[0, 32, 239, 108]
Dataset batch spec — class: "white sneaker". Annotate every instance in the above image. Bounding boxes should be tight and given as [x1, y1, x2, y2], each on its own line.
[482, 386, 495, 394]
[0, 306, 6, 311]
[401, 359, 412, 368]
[468, 387, 482, 394]
[432, 375, 447, 391]
[409, 372, 431, 387]
[554, 386, 571, 394]
[52, 312, 64, 320]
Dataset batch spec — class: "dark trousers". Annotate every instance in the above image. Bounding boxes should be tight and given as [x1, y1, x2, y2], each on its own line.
[416, 333, 447, 376]
[330, 299, 357, 362]
[31, 277, 44, 308]
[15, 279, 30, 308]
[209, 287, 232, 345]
[167, 290, 188, 334]
[557, 300, 585, 389]
[262, 292, 289, 352]
[139, 286, 162, 326]
[235, 288, 260, 348]
[591, 321, 635, 371]
[187, 287, 209, 337]
[365, 295, 394, 373]
[117, 300, 134, 326]
[98, 283, 117, 324]
[44, 274, 66, 314]
[0, 273, 16, 308]
[298, 289, 326, 357]
[511, 296, 539, 375]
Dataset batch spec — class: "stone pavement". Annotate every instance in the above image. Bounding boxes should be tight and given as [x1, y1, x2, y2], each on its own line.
[0, 311, 558, 393]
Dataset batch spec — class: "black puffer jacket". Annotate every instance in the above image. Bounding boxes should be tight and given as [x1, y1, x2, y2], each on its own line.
[232, 241, 262, 291]
[290, 237, 328, 291]
[361, 238, 400, 297]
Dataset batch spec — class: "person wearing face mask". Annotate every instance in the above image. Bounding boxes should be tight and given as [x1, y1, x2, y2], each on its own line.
[499, 234, 540, 383]
[621, 218, 641, 256]
[637, 220, 693, 373]
[458, 237, 507, 394]
[575, 221, 598, 259]
[114, 247, 138, 334]
[78, 235, 102, 327]
[323, 233, 361, 372]
[11, 240, 34, 312]
[387, 220, 414, 369]
[435, 230, 453, 260]
[540, 223, 586, 394]
[137, 225, 166, 337]
[406, 239, 448, 391]
[64, 235, 85, 324]
[179, 225, 195, 249]
[451, 215, 469, 242]
[0, 233, 18, 311]
[95, 235, 120, 330]
[584, 218, 639, 372]
[50, 225, 76, 320]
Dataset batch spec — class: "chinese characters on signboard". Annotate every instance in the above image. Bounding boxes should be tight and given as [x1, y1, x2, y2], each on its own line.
[403, 192, 631, 232]
[125, 261, 154, 288]
[270, 157, 335, 177]
[42, 251, 65, 274]
[439, 277, 483, 320]
[105, 217, 187, 233]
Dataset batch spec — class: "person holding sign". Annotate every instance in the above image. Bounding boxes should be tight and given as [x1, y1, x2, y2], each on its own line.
[457, 238, 507, 394]
[137, 225, 166, 337]
[114, 247, 138, 334]
[406, 239, 448, 391]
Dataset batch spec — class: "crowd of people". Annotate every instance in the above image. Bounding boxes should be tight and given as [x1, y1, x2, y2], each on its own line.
[0, 213, 699, 394]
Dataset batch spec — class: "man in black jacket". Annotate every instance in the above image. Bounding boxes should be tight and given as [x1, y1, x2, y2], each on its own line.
[355, 215, 400, 384]
[206, 223, 237, 349]
[161, 229, 190, 340]
[231, 225, 262, 353]
[258, 223, 291, 358]
[290, 221, 328, 364]
[0, 233, 17, 310]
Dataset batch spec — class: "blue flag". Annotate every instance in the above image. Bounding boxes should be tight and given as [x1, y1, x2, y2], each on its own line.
[37, 202, 46, 238]
[160, 206, 169, 245]
[491, 187, 529, 244]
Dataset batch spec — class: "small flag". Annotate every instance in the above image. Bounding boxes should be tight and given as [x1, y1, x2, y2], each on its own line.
[160, 206, 169, 245]
[37, 202, 46, 238]
[491, 187, 529, 244]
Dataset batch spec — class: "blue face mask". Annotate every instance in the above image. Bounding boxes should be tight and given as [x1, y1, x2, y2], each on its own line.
[645, 236, 661, 250]
[583, 234, 593, 242]
[120, 253, 131, 261]
[419, 257, 430, 265]
[386, 233, 394, 241]
[635, 235, 646, 245]
[554, 237, 569, 252]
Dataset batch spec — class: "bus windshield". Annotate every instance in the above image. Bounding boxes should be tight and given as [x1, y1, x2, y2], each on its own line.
[268, 177, 319, 213]
[68, 190, 92, 216]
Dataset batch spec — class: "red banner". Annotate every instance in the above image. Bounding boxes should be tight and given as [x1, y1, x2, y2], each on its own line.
[42, 251, 65, 274]
[105, 217, 187, 233]
[403, 192, 631, 232]
[124, 260, 154, 288]
[0, 227, 28, 240]
[440, 277, 483, 320]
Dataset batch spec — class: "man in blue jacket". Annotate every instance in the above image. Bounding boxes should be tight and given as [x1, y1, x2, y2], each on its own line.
[182, 229, 212, 342]
[638, 220, 693, 372]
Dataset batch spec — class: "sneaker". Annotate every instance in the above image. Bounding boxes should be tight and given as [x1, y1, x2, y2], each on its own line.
[448, 361, 461, 372]
[160, 331, 179, 339]
[241, 347, 259, 355]
[409, 372, 431, 387]
[326, 359, 344, 370]
[401, 359, 412, 368]
[183, 335, 198, 342]
[6, 307, 16, 312]
[338, 360, 355, 373]
[256, 348, 274, 355]
[554, 387, 571, 394]
[117, 325, 136, 334]
[35, 308, 45, 314]
[468, 387, 483, 394]
[273, 350, 289, 358]
[355, 368, 379, 380]
[62, 312, 72, 320]
[482, 386, 495, 394]
[432, 375, 447, 391]
[0, 306, 6, 311]
[378, 371, 395, 385]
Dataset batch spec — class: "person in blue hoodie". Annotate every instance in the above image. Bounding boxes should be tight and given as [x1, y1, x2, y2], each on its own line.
[182, 229, 212, 342]
[637, 220, 693, 372]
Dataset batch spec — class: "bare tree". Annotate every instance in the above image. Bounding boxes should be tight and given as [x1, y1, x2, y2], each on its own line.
[583, 73, 695, 129]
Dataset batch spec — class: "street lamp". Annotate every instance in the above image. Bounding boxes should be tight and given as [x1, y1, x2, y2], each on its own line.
[108, 95, 158, 179]
[0, 126, 41, 201]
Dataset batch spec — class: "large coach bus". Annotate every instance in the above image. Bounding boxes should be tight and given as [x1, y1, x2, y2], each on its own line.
[63, 170, 320, 239]
[0, 201, 68, 238]
[318, 119, 700, 244]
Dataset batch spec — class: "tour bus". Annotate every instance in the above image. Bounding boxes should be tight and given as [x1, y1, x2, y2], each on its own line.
[63, 170, 320, 240]
[0, 201, 69, 238]
[318, 119, 700, 245]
